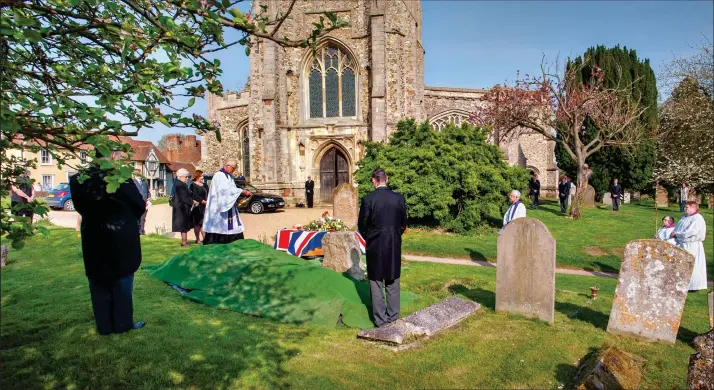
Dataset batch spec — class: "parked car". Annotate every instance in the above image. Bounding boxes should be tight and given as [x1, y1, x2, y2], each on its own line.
[203, 175, 285, 214]
[44, 183, 74, 211]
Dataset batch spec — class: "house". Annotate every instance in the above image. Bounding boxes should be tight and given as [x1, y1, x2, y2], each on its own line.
[113, 137, 174, 198]
[6, 138, 92, 191]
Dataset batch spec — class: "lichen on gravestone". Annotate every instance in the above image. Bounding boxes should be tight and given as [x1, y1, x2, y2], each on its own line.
[573, 345, 645, 390]
[687, 329, 714, 390]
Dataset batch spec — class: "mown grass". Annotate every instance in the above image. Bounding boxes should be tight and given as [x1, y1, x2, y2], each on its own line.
[403, 199, 714, 278]
[1, 226, 710, 389]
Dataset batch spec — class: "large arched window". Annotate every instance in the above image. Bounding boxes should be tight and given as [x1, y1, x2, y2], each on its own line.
[307, 45, 357, 119]
[429, 110, 471, 131]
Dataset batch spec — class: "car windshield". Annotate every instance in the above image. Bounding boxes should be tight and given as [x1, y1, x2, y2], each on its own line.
[53, 183, 69, 191]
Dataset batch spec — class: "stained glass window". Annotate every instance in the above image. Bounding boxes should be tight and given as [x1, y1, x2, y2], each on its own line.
[306, 45, 357, 119]
[341, 68, 356, 117]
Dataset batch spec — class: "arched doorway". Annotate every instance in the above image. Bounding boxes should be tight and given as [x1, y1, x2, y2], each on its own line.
[319, 147, 349, 202]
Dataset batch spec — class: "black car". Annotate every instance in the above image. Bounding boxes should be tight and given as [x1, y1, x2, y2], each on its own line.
[202, 175, 285, 214]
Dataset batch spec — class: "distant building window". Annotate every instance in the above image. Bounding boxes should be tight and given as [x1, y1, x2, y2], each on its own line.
[79, 151, 88, 165]
[41, 175, 54, 190]
[307, 45, 357, 119]
[40, 150, 52, 165]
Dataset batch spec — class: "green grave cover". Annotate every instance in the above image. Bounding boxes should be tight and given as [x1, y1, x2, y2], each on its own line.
[143, 239, 415, 329]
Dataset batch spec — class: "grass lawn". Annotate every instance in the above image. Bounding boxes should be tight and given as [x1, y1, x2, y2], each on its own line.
[1, 226, 711, 388]
[404, 199, 714, 278]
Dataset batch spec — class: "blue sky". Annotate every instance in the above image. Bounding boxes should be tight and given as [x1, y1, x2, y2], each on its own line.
[135, 0, 713, 143]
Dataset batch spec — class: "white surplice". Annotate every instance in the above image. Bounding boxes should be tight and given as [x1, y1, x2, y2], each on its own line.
[499, 201, 526, 235]
[203, 170, 245, 235]
[673, 213, 708, 290]
[656, 226, 676, 245]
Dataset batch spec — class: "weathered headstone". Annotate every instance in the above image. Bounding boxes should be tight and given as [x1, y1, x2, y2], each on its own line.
[709, 290, 713, 329]
[632, 191, 641, 201]
[582, 186, 596, 208]
[623, 191, 631, 204]
[332, 183, 359, 227]
[574, 346, 645, 390]
[607, 240, 694, 343]
[496, 218, 556, 324]
[656, 185, 668, 208]
[0, 244, 8, 267]
[709, 194, 714, 209]
[321, 232, 365, 281]
[687, 329, 714, 390]
[602, 192, 613, 206]
[358, 296, 481, 345]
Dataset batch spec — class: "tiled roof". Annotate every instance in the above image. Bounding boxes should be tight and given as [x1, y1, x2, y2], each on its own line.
[111, 136, 170, 163]
[167, 162, 196, 174]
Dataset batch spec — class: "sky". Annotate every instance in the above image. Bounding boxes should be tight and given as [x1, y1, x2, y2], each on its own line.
[135, 0, 714, 144]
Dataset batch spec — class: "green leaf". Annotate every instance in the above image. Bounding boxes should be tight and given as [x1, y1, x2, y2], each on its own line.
[188, 97, 195, 107]
[106, 181, 120, 193]
[158, 116, 171, 127]
[11, 239, 25, 250]
[245, 47, 250, 56]
[100, 160, 114, 170]
[23, 29, 42, 43]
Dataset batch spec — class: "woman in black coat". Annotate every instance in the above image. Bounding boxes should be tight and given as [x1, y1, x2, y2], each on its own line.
[172, 168, 196, 246]
[190, 171, 208, 244]
[70, 163, 147, 335]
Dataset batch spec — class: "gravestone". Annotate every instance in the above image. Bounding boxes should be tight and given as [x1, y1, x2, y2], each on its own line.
[574, 346, 645, 390]
[332, 183, 359, 228]
[709, 290, 713, 329]
[656, 185, 668, 208]
[357, 296, 481, 345]
[607, 240, 694, 344]
[632, 191, 641, 201]
[687, 329, 714, 390]
[0, 244, 7, 267]
[582, 186, 596, 208]
[602, 192, 613, 206]
[496, 218, 556, 324]
[623, 191, 631, 204]
[709, 194, 714, 209]
[321, 232, 365, 281]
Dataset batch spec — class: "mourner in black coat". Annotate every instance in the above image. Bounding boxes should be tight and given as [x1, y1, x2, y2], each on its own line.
[191, 174, 208, 243]
[610, 178, 623, 212]
[558, 177, 571, 213]
[305, 176, 315, 208]
[529, 174, 541, 209]
[357, 169, 408, 328]
[172, 171, 195, 246]
[70, 164, 146, 335]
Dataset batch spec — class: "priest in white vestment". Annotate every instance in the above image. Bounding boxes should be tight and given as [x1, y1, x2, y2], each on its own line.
[202, 159, 253, 245]
[499, 190, 527, 235]
[654, 216, 677, 245]
[671, 201, 708, 291]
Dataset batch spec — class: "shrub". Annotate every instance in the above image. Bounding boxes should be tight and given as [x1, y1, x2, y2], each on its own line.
[355, 119, 530, 233]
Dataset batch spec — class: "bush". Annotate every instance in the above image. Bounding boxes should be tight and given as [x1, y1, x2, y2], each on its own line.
[355, 119, 530, 234]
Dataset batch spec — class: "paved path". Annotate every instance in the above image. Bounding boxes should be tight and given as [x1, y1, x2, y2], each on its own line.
[45, 204, 332, 241]
[402, 254, 620, 279]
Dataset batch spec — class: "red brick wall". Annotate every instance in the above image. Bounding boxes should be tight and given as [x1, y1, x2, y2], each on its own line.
[166, 135, 201, 164]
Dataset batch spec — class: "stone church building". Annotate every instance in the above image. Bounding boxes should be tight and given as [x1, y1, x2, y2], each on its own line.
[203, 0, 557, 204]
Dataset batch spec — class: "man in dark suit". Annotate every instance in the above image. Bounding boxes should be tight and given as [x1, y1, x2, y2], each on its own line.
[357, 169, 408, 328]
[70, 150, 147, 335]
[558, 176, 571, 213]
[133, 169, 150, 235]
[305, 176, 315, 208]
[610, 178, 623, 212]
[528, 173, 541, 209]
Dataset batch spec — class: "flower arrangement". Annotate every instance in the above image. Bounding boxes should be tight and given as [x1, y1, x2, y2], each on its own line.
[301, 212, 350, 232]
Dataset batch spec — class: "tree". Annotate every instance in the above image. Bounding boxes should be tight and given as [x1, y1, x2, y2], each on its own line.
[661, 36, 713, 100]
[1, 0, 347, 246]
[555, 46, 658, 197]
[355, 119, 530, 234]
[470, 60, 650, 218]
[655, 77, 714, 192]
[157, 133, 186, 152]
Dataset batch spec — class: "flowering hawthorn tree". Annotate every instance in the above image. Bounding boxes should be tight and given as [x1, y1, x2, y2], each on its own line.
[0, 0, 347, 247]
[470, 61, 650, 218]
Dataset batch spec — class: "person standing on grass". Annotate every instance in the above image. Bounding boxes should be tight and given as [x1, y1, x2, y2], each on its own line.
[133, 168, 151, 235]
[171, 168, 197, 246]
[558, 175, 571, 213]
[202, 159, 252, 245]
[610, 178, 623, 212]
[654, 216, 676, 245]
[69, 149, 146, 335]
[671, 201, 708, 291]
[679, 183, 689, 213]
[10, 168, 35, 224]
[191, 171, 208, 244]
[528, 173, 541, 209]
[358, 169, 407, 328]
[499, 190, 526, 235]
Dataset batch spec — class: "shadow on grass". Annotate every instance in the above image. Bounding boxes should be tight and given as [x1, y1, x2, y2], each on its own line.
[465, 248, 488, 262]
[677, 326, 701, 346]
[447, 284, 495, 310]
[555, 346, 599, 389]
[554, 301, 609, 330]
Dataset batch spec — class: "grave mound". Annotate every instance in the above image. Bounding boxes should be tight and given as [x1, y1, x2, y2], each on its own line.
[143, 239, 416, 328]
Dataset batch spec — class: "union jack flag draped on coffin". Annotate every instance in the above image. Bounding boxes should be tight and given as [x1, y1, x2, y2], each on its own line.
[274, 229, 366, 258]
